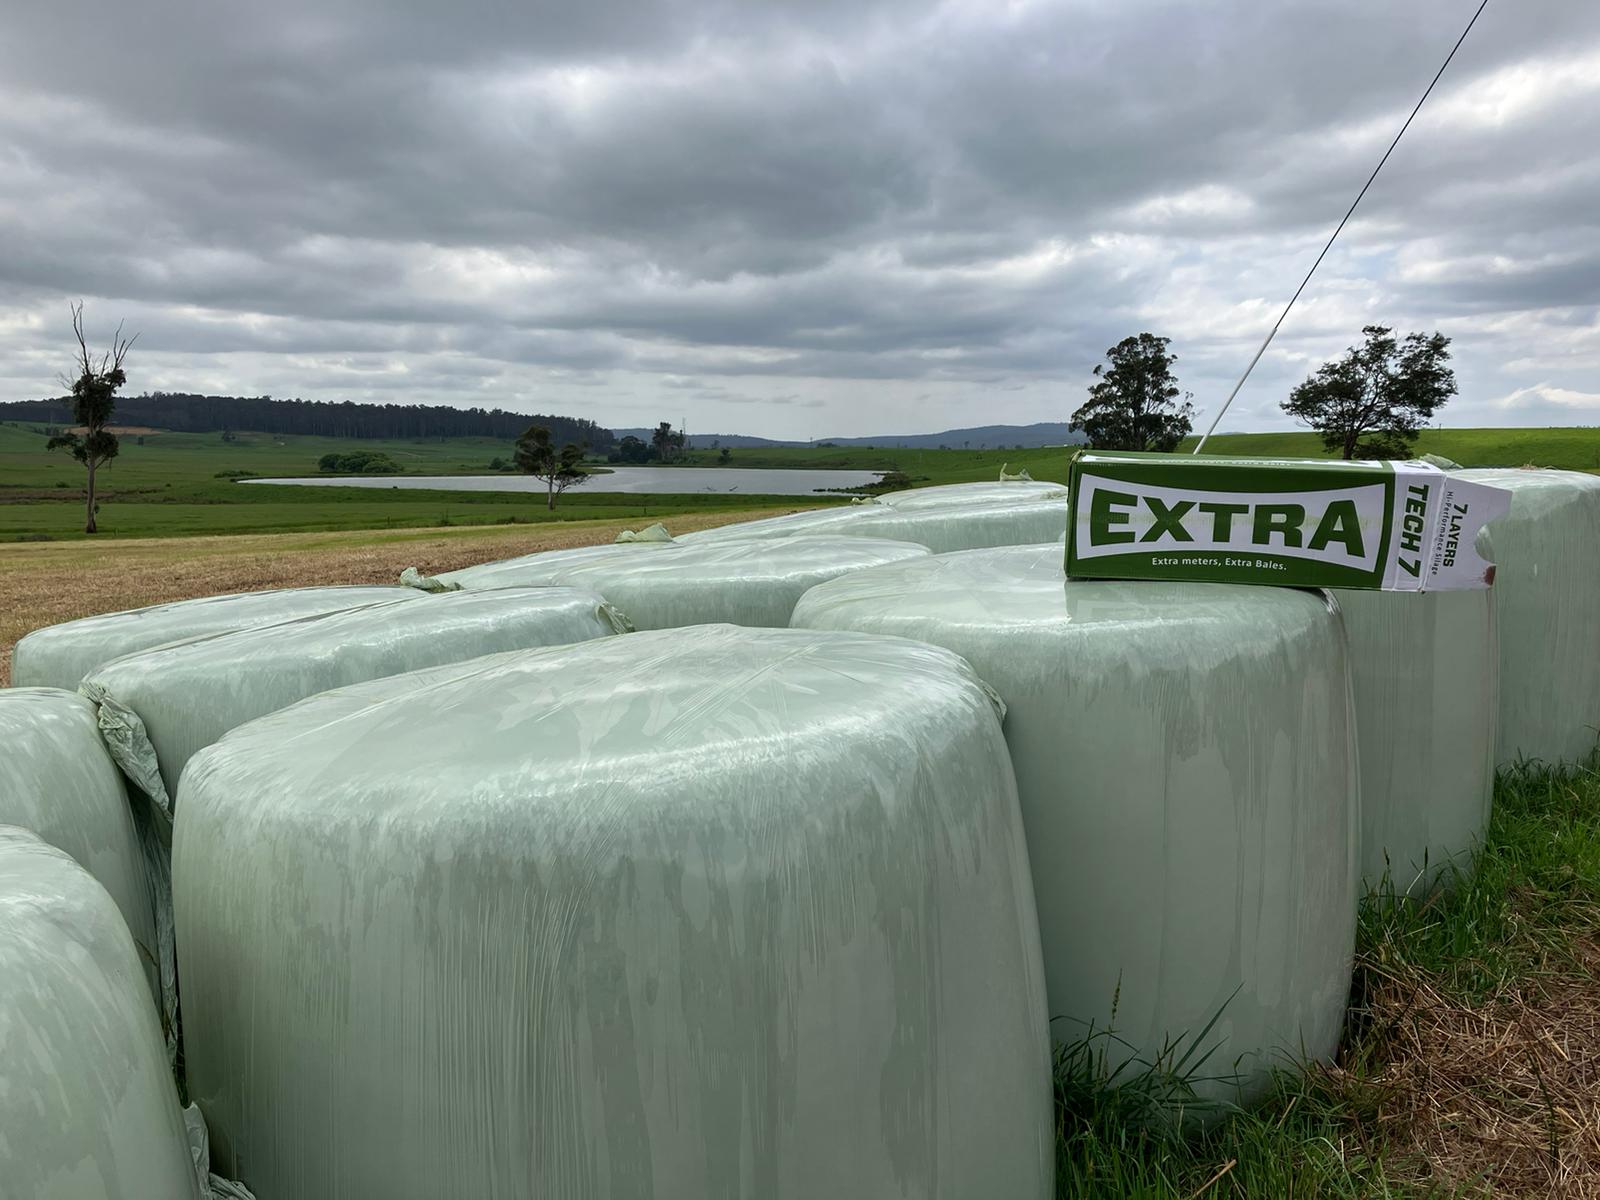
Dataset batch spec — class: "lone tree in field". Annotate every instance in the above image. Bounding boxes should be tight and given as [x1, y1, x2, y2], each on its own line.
[1070, 333, 1195, 452]
[1281, 326, 1456, 460]
[48, 302, 136, 533]
[516, 424, 589, 510]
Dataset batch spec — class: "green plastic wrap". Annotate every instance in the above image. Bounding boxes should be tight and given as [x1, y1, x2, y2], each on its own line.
[433, 536, 930, 629]
[872, 480, 1068, 510]
[12, 585, 418, 692]
[0, 826, 200, 1200]
[81, 586, 630, 810]
[682, 496, 1070, 553]
[428, 539, 679, 590]
[1334, 588, 1496, 891]
[174, 626, 1052, 1198]
[0, 688, 158, 1006]
[1455, 468, 1600, 766]
[791, 545, 1358, 1099]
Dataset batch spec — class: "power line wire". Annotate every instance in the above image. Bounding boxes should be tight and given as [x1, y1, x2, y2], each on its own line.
[1191, 0, 1493, 453]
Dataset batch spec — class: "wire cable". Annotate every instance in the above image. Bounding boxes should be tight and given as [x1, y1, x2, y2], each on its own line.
[1191, 0, 1492, 453]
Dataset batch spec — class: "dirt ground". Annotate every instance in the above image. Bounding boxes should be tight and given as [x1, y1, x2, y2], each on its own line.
[0, 508, 785, 685]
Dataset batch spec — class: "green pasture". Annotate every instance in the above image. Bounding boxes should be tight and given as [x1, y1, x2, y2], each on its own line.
[5, 419, 1599, 541]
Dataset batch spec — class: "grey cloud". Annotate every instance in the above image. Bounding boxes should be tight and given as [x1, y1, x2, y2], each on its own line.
[1, 0, 1598, 437]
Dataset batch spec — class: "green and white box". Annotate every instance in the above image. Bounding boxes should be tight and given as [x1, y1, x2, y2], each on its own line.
[1066, 450, 1511, 591]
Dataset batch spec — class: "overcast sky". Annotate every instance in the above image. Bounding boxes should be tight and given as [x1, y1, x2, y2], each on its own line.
[2, 0, 1598, 439]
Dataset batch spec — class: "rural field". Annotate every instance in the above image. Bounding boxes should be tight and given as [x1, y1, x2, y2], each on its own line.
[5, 424, 1600, 1197]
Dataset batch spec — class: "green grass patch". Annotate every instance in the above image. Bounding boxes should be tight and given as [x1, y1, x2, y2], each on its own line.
[1056, 756, 1600, 1197]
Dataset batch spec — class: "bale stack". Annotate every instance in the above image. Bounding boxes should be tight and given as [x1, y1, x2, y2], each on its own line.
[434, 536, 931, 629]
[0, 689, 159, 1005]
[173, 627, 1054, 1198]
[12, 585, 419, 691]
[0, 827, 203, 1200]
[1454, 468, 1600, 767]
[792, 544, 1359, 1101]
[80, 586, 630, 808]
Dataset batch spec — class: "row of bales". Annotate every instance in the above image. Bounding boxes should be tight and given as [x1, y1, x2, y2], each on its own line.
[3, 468, 1599, 1198]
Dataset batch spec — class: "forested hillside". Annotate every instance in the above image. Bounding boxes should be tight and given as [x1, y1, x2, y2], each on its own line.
[0, 394, 613, 451]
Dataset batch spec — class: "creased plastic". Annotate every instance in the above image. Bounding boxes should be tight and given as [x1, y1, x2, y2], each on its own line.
[397, 566, 462, 592]
[614, 521, 675, 542]
[11, 585, 418, 691]
[791, 545, 1359, 1100]
[0, 826, 201, 1200]
[1455, 468, 1600, 766]
[174, 626, 1053, 1198]
[436, 536, 931, 629]
[81, 586, 628, 807]
[1334, 587, 1496, 891]
[0, 689, 161, 1009]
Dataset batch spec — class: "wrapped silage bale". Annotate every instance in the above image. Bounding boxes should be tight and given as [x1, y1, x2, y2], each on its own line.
[81, 586, 629, 811]
[12, 584, 418, 691]
[792, 545, 1358, 1100]
[429, 538, 679, 590]
[175, 626, 1053, 1198]
[685, 496, 1069, 553]
[1454, 468, 1600, 766]
[1334, 588, 1497, 892]
[0, 689, 159, 1006]
[872, 479, 1068, 510]
[0, 826, 201, 1200]
[441, 536, 930, 629]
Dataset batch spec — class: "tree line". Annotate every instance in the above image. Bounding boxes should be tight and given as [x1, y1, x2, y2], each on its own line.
[0, 391, 614, 451]
[1069, 326, 1456, 459]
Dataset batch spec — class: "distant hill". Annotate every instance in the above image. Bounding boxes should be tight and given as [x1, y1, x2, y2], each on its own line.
[614, 422, 1083, 450]
[819, 422, 1083, 449]
[613, 429, 806, 449]
[0, 394, 614, 453]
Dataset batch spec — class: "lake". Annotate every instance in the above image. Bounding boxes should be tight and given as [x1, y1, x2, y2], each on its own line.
[238, 466, 883, 496]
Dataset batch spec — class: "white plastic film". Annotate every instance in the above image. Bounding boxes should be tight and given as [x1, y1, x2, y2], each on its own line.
[676, 505, 867, 543]
[429, 539, 680, 590]
[1455, 468, 1600, 766]
[81, 586, 628, 808]
[683, 496, 1070, 553]
[0, 826, 200, 1200]
[1333, 588, 1496, 892]
[872, 479, 1068, 510]
[0, 689, 160, 1007]
[438, 536, 930, 629]
[174, 626, 1053, 1198]
[12, 585, 419, 692]
[791, 545, 1358, 1099]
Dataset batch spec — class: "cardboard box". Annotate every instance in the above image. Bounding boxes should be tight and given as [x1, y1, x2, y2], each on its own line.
[1066, 450, 1510, 591]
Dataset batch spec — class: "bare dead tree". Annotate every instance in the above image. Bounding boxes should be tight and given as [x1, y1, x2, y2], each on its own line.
[48, 302, 138, 533]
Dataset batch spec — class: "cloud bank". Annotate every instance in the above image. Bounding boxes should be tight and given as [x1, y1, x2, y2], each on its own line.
[2, 0, 1597, 437]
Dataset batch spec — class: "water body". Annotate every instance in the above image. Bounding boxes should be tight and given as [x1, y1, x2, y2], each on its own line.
[239, 466, 883, 496]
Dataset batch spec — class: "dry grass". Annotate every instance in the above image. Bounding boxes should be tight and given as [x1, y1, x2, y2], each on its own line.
[1348, 961, 1600, 1197]
[0, 507, 791, 685]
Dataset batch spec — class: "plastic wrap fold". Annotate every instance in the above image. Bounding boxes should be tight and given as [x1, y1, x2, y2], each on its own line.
[0, 688, 161, 1008]
[12, 585, 418, 691]
[174, 626, 1053, 1198]
[434, 536, 930, 629]
[1334, 588, 1496, 891]
[0, 826, 202, 1200]
[1454, 468, 1600, 766]
[80, 586, 629, 809]
[791, 545, 1359, 1100]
